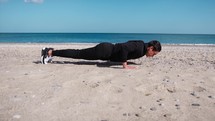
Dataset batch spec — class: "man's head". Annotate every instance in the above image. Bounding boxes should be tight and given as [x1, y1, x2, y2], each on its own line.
[146, 40, 161, 57]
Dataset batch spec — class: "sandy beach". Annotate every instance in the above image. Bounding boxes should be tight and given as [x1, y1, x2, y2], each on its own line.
[0, 43, 215, 121]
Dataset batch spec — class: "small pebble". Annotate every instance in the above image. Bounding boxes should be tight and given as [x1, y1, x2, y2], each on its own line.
[159, 103, 164, 106]
[208, 96, 214, 99]
[175, 104, 180, 107]
[139, 106, 142, 109]
[190, 92, 196, 96]
[145, 93, 151, 96]
[150, 107, 157, 111]
[135, 114, 140, 117]
[123, 113, 131, 116]
[175, 104, 180, 109]
[163, 114, 172, 117]
[157, 98, 163, 102]
[192, 103, 200, 106]
[13, 115, 21, 119]
[167, 88, 176, 93]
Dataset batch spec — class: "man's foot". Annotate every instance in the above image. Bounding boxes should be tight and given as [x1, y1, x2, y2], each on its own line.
[41, 47, 54, 64]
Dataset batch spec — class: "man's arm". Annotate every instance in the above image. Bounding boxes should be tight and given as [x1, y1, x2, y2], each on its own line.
[122, 62, 136, 69]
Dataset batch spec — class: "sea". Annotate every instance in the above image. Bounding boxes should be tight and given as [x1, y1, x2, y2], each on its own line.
[0, 33, 215, 45]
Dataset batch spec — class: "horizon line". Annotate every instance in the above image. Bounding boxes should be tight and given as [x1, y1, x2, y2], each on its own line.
[0, 32, 215, 35]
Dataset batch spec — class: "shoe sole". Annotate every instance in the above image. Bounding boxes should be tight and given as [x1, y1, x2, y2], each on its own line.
[41, 48, 47, 64]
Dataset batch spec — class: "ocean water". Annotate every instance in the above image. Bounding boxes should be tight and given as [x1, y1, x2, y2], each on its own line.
[0, 33, 215, 44]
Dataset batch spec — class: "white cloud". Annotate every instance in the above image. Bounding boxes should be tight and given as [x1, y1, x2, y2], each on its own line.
[24, 0, 44, 4]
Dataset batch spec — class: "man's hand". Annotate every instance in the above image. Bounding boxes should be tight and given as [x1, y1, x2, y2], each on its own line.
[122, 62, 136, 69]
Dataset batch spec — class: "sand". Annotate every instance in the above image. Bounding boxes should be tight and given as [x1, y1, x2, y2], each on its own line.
[0, 43, 215, 121]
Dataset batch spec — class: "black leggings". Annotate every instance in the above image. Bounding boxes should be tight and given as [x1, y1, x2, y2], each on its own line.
[52, 43, 114, 60]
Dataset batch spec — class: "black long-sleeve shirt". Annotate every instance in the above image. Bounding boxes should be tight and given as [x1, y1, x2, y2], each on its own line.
[110, 40, 148, 62]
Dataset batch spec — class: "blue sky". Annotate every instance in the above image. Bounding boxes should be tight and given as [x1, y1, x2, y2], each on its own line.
[0, 0, 215, 34]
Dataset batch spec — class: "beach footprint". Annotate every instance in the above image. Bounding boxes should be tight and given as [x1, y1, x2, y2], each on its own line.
[82, 81, 100, 88]
[89, 83, 100, 88]
[110, 86, 123, 94]
[134, 84, 154, 95]
[193, 86, 206, 92]
[154, 77, 176, 93]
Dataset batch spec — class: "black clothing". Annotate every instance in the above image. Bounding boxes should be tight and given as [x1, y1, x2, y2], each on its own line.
[110, 40, 147, 62]
[52, 40, 148, 62]
[52, 42, 114, 60]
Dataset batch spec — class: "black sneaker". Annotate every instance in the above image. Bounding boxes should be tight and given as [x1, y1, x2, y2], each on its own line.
[41, 47, 54, 64]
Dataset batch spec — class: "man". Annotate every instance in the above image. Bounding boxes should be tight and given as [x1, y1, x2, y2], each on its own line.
[41, 40, 161, 69]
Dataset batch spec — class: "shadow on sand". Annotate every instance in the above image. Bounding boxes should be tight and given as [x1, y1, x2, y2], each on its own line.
[33, 60, 140, 69]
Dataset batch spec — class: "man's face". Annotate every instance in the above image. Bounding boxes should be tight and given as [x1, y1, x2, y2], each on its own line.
[146, 47, 159, 57]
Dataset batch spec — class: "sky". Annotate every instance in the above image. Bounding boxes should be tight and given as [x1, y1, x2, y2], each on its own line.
[0, 0, 215, 34]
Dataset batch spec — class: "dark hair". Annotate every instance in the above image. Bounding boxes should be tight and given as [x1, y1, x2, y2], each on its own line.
[148, 40, 162, 52]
